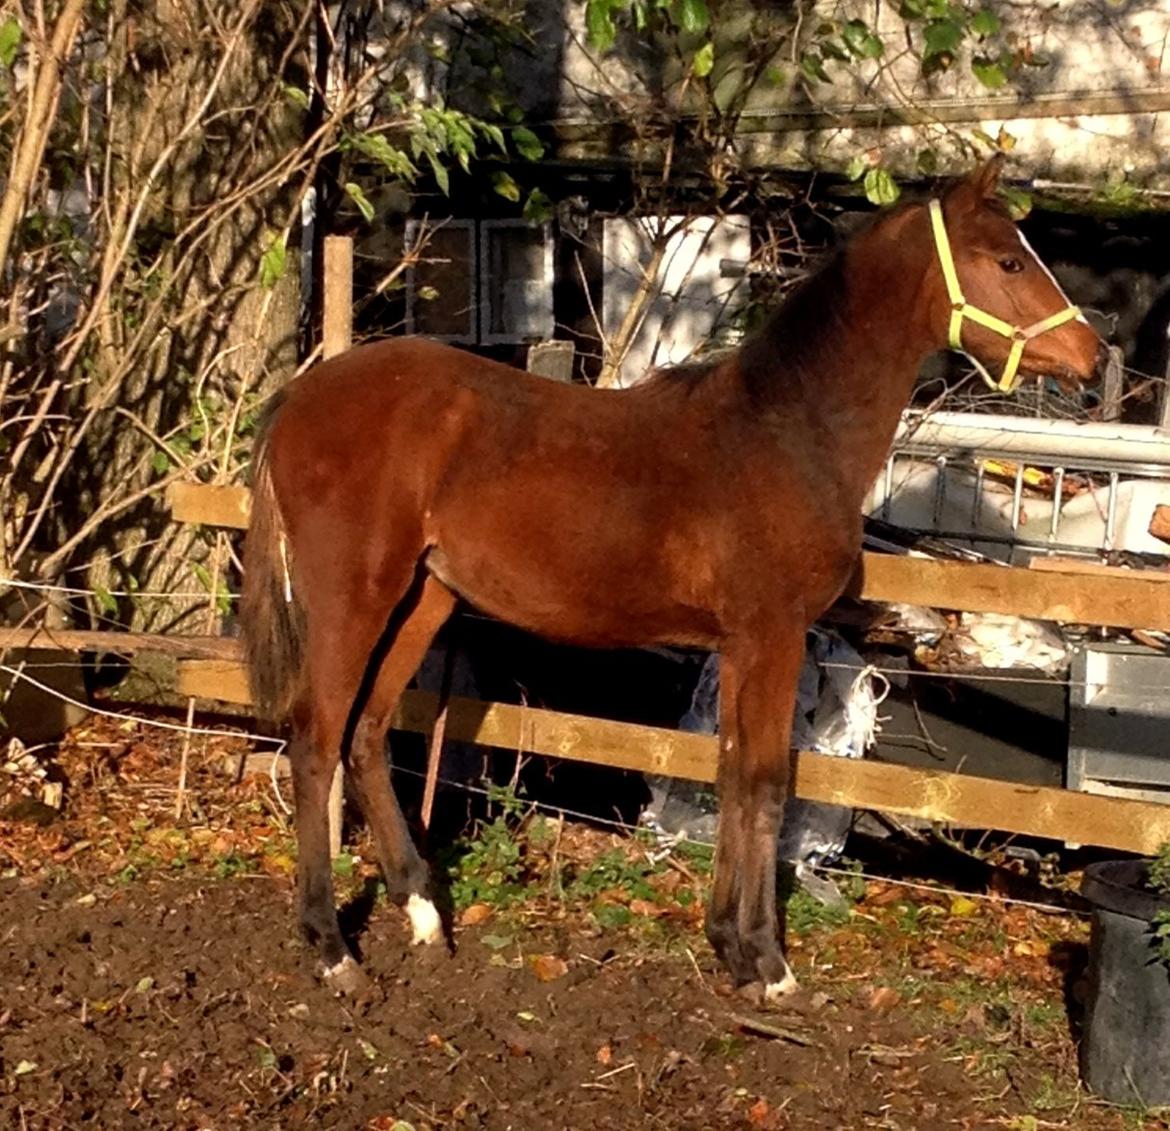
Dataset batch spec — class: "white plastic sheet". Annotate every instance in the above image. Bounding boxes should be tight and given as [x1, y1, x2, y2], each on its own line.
[643, 629, 886, 905]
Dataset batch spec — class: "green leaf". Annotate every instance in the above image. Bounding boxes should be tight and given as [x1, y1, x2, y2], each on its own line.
[511, 125, 545, 162]
[350, 131, 417, 180]
[970, 9, 1000, 37]
[93, 585, 117, 616]
[259, 235, 286, 289]
[0, 17, 21, 68]
[800, 51, 831, 84]
[845, 155, 868, 181]
[282, 83, 309, 110]
[674, 0, 709, 35]
[820, 38, 849, 63]
[151, 451, 171, 475]
[863, 167, 900, 206]
[585, 1, 616, 52]
[999, 185, 1032, 220]
[427, 153, 450, 196]
[971, 56, 1007, 88]
[522, 187, 554, 224]
[923, 18, 963, 58]
[692, 41, 714, 77]
[842, 19, 883, 59]
[491, 171, 521, 202]
[764, 64, 785, 86]
[344, 182, 375, 222]
[482, 122, 507, 154]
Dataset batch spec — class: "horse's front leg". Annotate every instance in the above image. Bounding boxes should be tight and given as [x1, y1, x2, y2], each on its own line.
[710, 624, 806, 1002]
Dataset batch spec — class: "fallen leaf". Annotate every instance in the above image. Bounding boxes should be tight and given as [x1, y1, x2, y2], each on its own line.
[460, 902, 493, 927]
[1012, 939, 1050, 959]
[747, 1096, 784, 1129]
[480, 933, 513, 950]
[531, 954, 568, 982]
[867, 986, 901, 1012]
[949, 895, 979, 918]
[596, 1044, 612, 1066]
[628, 898, 661, 917]
[13, 1060, 36, 1076]
[261, 853, 295, 877]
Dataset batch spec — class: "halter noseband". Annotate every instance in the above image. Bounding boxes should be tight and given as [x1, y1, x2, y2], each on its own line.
[928, 199, 1081, 393]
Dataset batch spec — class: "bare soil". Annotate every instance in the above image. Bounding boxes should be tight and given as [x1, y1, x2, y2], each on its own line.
[0, 715, 1166, 1130]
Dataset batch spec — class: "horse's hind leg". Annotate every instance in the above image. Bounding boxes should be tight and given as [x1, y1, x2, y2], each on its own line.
[290, 567, 433, 991]
[346, 571, 456, 946]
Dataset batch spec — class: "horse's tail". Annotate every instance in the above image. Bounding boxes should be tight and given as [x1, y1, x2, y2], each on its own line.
[240, 390, 306, 725]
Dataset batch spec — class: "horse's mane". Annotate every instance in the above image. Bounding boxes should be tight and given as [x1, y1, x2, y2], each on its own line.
[641, 243, 853, 398]
[641, 196, 941, 401]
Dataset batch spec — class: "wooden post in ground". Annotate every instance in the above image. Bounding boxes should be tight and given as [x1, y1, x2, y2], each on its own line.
[323, 235, 353, 859]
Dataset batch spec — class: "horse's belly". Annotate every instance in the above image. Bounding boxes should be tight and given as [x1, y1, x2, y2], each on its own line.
[424, 535, 721, 651]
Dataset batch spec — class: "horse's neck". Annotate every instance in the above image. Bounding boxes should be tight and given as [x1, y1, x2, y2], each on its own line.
[743, 219, 936, 507]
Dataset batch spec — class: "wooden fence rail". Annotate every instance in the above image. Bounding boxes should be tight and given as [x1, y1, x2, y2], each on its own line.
[166, 480, 1170, 630]
[171, 662, 1170, 857]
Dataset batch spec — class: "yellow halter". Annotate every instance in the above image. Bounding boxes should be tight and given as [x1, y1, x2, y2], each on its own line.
[928, 199, 1082, 393]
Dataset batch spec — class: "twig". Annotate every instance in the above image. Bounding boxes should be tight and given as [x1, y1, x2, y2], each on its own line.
[728, 1012, 816, 1047]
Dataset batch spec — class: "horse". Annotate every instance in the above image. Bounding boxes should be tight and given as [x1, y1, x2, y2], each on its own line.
[240, 156, 1103, 1000]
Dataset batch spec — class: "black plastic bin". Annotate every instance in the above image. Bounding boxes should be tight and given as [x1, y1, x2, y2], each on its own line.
[1080, 859, 1170, 1108]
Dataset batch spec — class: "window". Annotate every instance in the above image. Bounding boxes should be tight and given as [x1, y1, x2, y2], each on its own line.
[479, 220, 554, 344]
[404, 220, 475, 343]
[404, 218, 553, 345]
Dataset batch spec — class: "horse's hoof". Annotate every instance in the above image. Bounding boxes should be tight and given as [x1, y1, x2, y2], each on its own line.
[764, 970, 800, 1002]
[406, 893, 443, 946]
[321, 955, 370, 996]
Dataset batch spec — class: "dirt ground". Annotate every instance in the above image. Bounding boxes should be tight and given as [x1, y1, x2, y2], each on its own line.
[1, 715, 1167, 1130]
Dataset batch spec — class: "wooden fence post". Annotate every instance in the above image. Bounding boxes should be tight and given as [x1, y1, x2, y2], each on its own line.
[323, 235, 353, 859]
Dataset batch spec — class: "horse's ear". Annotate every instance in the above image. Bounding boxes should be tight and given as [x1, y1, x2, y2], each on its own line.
[947, 152, 1008, 212]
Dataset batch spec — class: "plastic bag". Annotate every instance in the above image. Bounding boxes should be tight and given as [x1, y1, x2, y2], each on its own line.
[643, 629, 885, 905]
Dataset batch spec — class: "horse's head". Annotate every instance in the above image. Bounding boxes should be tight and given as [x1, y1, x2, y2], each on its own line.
[927, 155, 1103, 392]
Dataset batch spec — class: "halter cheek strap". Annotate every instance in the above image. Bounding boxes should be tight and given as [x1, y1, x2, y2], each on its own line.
[928, 199, 1081, 393]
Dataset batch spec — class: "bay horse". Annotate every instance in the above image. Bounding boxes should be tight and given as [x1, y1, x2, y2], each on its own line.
[240, 157, 1102, 1000]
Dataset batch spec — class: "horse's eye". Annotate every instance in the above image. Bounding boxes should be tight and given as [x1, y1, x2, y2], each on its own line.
[999, 257, 1025, 274]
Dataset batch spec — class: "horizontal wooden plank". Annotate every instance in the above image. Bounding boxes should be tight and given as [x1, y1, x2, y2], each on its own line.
[169, 482, 1169, 630]
[178, 658, 1170, 856]
[1027, 556, 1170, 582]
[168, 482, 250, 529]
[853, 553, 1170, 631]
[0, 628, 241, 659]
[1152, 504, 1170, 545]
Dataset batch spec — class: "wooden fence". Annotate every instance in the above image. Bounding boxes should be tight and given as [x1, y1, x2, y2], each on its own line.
[5, 235, 1170, 857]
